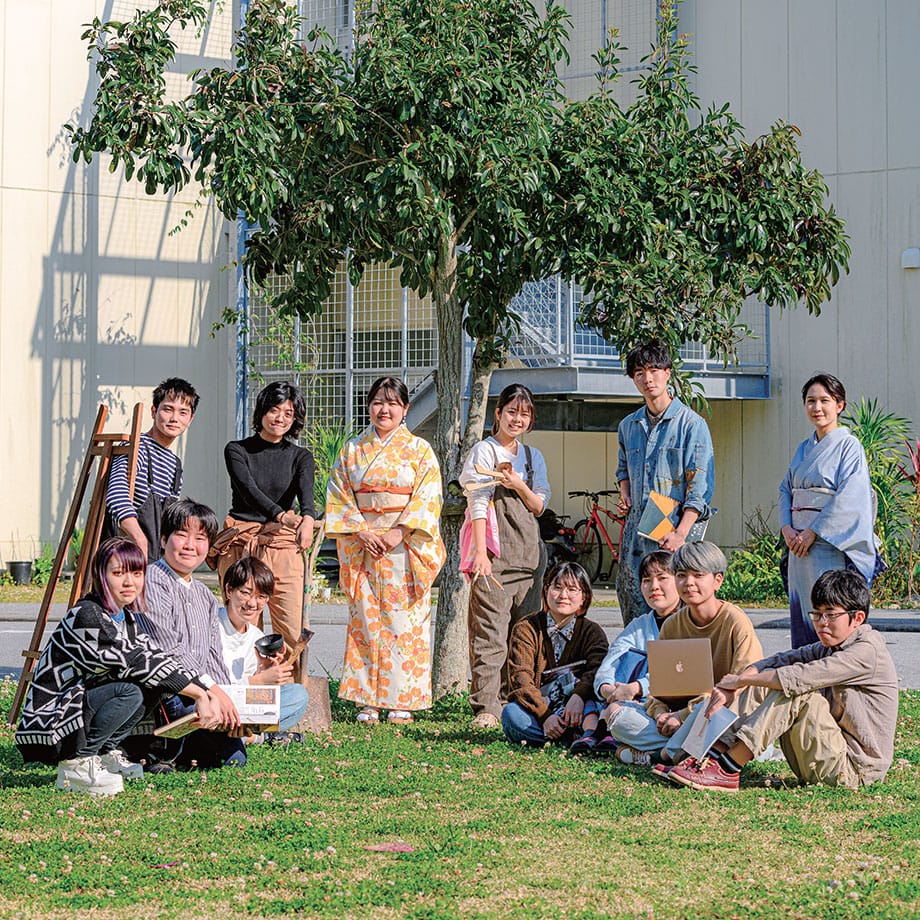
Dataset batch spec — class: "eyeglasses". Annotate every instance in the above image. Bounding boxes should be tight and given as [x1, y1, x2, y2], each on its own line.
[807, 609, 855, 623]
[548, 584, 584, 596]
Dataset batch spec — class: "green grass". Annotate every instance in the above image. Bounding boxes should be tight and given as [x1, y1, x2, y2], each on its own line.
[1, 682, 918, 919]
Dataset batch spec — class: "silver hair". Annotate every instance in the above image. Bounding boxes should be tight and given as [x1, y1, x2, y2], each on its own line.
[672, 541, 728, 576]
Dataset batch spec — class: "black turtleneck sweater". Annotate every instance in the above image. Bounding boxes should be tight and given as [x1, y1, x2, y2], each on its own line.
[224, 435, 315, 523]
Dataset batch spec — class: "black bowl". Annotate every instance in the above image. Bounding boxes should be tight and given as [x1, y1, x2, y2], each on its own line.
[255, 633, 285, 657]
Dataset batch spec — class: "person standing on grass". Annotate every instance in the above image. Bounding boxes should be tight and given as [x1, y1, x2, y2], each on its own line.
[15, 537, 223, 796]
[460, 383, 551, 730]
[779, 373, 880, 648]
[603, 541, 762, 767]
[615, 341, 714, 625]
[105, 378, 199, 563]
[663, 569, 897, 792]
[209, 381, 316, 683]
[325, 377, 445, 725]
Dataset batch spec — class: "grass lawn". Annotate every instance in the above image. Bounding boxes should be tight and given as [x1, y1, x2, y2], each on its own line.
[1, 683, 918, 919]
[0, 583, 72, 605]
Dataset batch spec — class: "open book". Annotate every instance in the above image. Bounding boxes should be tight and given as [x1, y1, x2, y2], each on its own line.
[539, 660, 586, 715]
[154, 684, 282, 739]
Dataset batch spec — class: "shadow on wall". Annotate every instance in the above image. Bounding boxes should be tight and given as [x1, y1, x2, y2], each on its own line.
[28, 0, 234, 555]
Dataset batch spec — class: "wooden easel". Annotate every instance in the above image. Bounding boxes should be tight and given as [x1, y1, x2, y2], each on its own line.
[6, 403, 144, 725]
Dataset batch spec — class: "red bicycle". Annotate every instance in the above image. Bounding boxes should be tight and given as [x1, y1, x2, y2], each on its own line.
[569, 490, 627, 584]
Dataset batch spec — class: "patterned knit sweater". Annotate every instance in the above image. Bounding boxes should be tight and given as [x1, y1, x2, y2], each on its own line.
[16, 594, 194, 763]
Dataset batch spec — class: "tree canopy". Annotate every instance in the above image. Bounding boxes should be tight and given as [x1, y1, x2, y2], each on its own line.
[71, 0, 850, 691]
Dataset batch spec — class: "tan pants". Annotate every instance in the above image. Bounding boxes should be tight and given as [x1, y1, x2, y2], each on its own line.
[467, 480, 545, 718]
[468, 561, 544, 718]
[734, 688, 859, 788]
[214, 519, 307, 683]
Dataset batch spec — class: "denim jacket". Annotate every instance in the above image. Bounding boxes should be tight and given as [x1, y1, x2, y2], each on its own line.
[616, 396, 714, 523]
[593, 610, 662, 700]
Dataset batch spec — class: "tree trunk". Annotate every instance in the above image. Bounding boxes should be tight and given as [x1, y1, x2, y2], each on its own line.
[432, 337, 497, 696]
[429, 235, 470, 695]
[462, 339, 496, 457]
[428, 240, 499, 696]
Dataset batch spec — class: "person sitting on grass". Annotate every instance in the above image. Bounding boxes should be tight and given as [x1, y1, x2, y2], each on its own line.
[219, 556, 309, 745]
[603, 541, 763, 766]
[501, 561, 608, 747]
[15, 537, 224, 797]
[663, 569, 898, 792]
[571, 551, 681, 754]
[136, 499, 242, 770]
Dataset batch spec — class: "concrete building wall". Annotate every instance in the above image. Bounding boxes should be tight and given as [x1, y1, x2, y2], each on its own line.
[675, 0, 920, 549]
[0, 1, 237, 564]
[512, 1, 920, 552]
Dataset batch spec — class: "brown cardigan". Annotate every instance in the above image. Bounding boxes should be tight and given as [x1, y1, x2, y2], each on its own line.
[506, 611, 608, 724]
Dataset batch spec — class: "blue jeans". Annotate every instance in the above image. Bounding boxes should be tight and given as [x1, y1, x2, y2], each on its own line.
[608, 700, 698, 759]
[502, 701, 600, 747]
[78, 681, 146, 757]
[279, 683, 309, 730]
[502, 702, 551, 746]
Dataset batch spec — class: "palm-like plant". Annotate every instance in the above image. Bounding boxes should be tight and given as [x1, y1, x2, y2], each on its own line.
[305, 420, 360, 514]
[898, 440, 920, 600]
[843, 398, 911, 549]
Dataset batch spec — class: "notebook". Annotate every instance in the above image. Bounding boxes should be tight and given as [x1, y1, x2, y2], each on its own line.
[646, 638, 714, 698]
[637, 490, 711, 542]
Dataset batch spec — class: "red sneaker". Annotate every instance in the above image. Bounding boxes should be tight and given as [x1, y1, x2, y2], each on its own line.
[667, 756, 740, 793]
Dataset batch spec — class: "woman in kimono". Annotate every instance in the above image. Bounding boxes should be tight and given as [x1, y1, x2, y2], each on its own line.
[325, 377, 446, 723]
[779, 373, 879, 647]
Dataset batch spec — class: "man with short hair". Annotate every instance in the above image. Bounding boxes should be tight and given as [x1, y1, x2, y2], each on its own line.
[665, 569, 898, 792]
[604, 541, 762, 766]
[137, 499, 242, 769]
[616, 340, 715, 624]
[106, 378, 199, 562]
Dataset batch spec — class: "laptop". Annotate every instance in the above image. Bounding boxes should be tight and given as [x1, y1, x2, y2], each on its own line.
[646, 638, 714, 699]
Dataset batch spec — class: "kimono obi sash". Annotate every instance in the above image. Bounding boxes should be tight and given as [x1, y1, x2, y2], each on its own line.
[355, 485, 411, 527]
[791, 487, 834, 530]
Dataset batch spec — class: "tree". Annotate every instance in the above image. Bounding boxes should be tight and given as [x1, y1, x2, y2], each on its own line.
[547, 14, 849, 385]
[71, 0, 849, 694]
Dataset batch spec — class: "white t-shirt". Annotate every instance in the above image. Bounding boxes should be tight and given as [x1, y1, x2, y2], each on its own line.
[218, 607, 262, 683]
[459, 436, 551, 520]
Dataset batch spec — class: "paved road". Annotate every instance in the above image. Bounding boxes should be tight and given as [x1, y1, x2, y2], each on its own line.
[3, 603, 919, 690]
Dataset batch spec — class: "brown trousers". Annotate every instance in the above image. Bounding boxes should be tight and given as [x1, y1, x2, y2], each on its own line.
[213, 516, 307, 683]
[468, 484, 545, 718]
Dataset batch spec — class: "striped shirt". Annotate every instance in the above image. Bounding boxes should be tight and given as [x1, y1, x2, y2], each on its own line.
[106, 434, 183, 523]
[137, 561, 229, 683]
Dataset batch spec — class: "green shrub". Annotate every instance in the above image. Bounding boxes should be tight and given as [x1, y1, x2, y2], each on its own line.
[304, 420, 360, 514]
[31, 543, 55, 588]
[722, 508, 786, 604]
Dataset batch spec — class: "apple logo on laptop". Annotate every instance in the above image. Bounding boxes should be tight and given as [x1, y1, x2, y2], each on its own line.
[675, 661, 684, 673]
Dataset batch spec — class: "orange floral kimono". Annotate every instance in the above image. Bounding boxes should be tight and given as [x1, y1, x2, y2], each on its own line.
[325, 424, 445, 711]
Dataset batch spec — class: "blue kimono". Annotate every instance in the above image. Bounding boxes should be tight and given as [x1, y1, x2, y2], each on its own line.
[779, 427, 878, 647]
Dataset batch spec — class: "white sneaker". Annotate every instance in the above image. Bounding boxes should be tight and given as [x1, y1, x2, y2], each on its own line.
[100, 749, 145, 781]
[56, 755, 124, 796]
[616, 745, 653, 767]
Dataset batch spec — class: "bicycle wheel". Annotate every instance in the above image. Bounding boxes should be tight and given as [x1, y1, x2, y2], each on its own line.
[573, 520, 602, 583]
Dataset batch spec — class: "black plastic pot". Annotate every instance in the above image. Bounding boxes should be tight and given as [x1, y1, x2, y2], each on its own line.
[8, 561, 32, 585]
